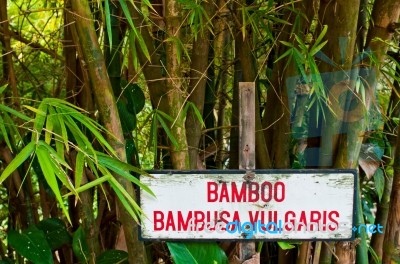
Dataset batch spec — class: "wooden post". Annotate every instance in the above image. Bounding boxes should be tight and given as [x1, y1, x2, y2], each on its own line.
[236, 82, 259, 263]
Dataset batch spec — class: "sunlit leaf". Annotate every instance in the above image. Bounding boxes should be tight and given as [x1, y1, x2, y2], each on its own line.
[277, 242, 296, 250]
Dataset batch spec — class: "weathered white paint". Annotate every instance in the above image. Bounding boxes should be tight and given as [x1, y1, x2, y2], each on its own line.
[140, 171, 356, 240]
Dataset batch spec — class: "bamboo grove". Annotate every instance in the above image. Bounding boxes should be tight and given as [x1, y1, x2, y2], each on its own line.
[0, 0, 400, 263]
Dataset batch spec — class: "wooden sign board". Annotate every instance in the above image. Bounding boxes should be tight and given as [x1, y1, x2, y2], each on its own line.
[139, 170, 356, 241]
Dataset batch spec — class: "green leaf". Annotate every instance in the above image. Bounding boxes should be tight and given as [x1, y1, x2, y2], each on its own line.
[274, 48, 292, 64]
[108, 177, 141, 223]
[55, 108, 69, 153]
[66, 175, 111, 196]
[28, 102, 48, 142]
[3, 112, 23, 145]
[0, 141, 35, 184]
[125, 138, 138, 165]
[117, 101, 137, 133]
[186, 102, 205, 128]
[314, 25, 328, 47]
[36, 146, 71, 223]
[37, 140, 71, 170]
[167, 243, 197, 264]
[0, 115, 12, 151]
[310, 40, 328, 56]
[184, 243, 228, 264]
[45, 107, 54, 144]
[105, 0, 113, 50]
[119, 0, 150, 60]
[293, 49, 308, 83]
[368, 244, 381, 264]
[36, 218, 72, 250]
[128, 30, 140, 71]
[0, 84, 7, 95]
[121, 82, 145, 115]
[96, 250, 128, 264]
[373, 168, 384, 201]
[96, 152, 154, 196]
[72, 227, 90, 264]
[8, 226, 53, 264]
[66, 111, 116, 157]
[156, 110, 174, 122]
[277, 242, 296, 250]
[294, 34, 307, 51]
[167, 242, 228, 264]
[47, 106, 65, 158]
[63, 115, 97, 160]
[0, 104, 31, 121]
[156, 114, 179, 147]
[36, 141, 76, 195]
[75, 152, 85, 188]
[150, 111, 158, 155]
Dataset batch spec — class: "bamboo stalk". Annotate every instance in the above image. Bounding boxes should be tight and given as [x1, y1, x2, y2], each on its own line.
[69, 1, 146, 262]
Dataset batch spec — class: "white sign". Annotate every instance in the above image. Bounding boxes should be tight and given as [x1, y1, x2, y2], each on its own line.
[140, 170, 356, 240]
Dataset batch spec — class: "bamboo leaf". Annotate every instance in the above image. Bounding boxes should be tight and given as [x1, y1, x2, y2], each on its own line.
[280, 41, 294, 48]
[63, 115, 97, 160]
[0, 142, 35, 184]
[3, 112, 22, 145]
[53, 108, 69, 153]
[70, 112, 117, 157]
[156, 114, 179, 147]
[45, 98, 88, 114]
[108, 177, 140, 223]
[293, 49, 308, 82]
[37, 141, 71, 170]
[187, 102, 205, 128]
[105, 0, 113, 50]
[310, 40, 328, 56]
[27, 102, 48, 142]
[156, 110, 174, 122]
[277, 242, 296, 250]
[65, 175, 111, 196]
[96, 152, 155, 196]
[0, 104, 31, 121]
[129, 30, 140, 71]
[150, 112, 158, 155]
[314, 25, 328, 47]
[75, 152, 85, 188]
[294, 34, 307, 51]
[36, 146, 71, 223]
[0, 115, 12, 151]
[0, 84, 7, 95]
[110, 176, 144, 216]
[119, 0, 151, 60]
[48, 106, 65, 158]
[274, 48, 293, 63]
[45, 108, 54, 145]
